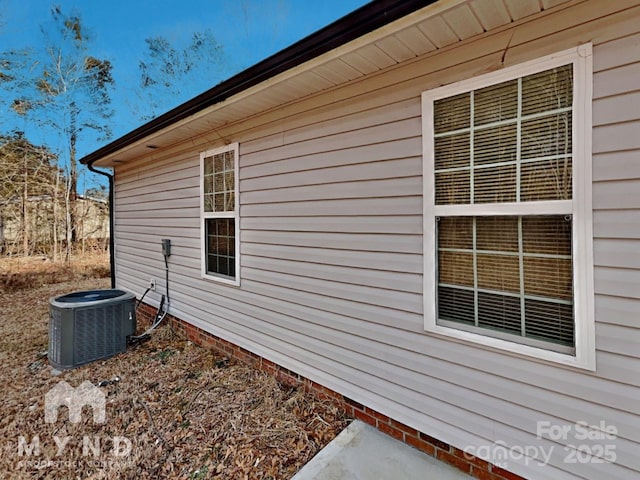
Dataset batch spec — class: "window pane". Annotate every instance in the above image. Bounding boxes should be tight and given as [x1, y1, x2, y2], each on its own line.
[474, 164, 516, 203]
[476, 216, 518, 252]
[225, 171, 234, 192]
[522, 65, 572, 116]
[438, 286, 474, 325]
[474, 79, 518, 125]
[436, 215, 574, 348]
[217, 255, 230, 276]
[477, 292, 521, 335]
[206, 165, 235, 212]
[214, 193, 225, 212]
[207, 254, 219, 275]
[521, 113, 572, 160]
[433, 64, 573, 207]
[227, 257, 236, 278]
[214, 153, 224, 172]
[207, 229, 217, 253]
[226, 191, 235, 211]
[217, 218, 229, 236]
[435, 132, 470, 170]
[435, 170, 470, 205]
[214, 173, 225, 194]
[522, 216, 571, 255]
[439, 251, 474, 287]
[205, 218, 236, 279]
[203, 149, 236, 211]
[204, 194, 214, 212]
[228, 233, 236, 256]
[216, 237, 229, 257]
[224, 151, 234, 171]
[476, 254, 520, 293]
[434, 93, 470, 134]
[473, 123, 517, 165]
[204, 156, 214, 175]
[525, 299, 574, 346]
[521, 158, 572, 201]
[204, 175, 214, 195]
[524, 257, 573, 300]
[438, 217, 472, 249]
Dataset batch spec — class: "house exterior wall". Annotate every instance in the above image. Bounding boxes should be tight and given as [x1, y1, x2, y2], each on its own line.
[113, 2, 640, 479]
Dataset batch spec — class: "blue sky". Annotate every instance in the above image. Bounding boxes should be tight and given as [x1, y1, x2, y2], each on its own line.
[0, 0, 369, 189]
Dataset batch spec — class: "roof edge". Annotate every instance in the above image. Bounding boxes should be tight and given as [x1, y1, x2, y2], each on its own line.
[80, 0, 438, 166]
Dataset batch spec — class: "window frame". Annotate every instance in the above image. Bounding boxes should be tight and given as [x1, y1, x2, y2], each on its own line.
[200, 143, 241, 287]
[422, 45, 595, 370]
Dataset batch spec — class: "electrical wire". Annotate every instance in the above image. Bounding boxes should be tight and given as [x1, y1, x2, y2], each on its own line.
[129, 295, 166, 342]
[164, 254, 170, 307]
[136, 286, 152, 310]
[129, 251, 171, 343]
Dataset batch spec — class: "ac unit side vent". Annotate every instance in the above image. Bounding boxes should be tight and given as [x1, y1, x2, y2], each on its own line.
[48, 307, 63, 366]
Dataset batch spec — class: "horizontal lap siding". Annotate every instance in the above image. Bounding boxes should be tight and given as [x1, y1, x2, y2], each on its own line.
[239, 105, 425, 321]
[592, 33, 640, 450]
[113, 4, 640, 479]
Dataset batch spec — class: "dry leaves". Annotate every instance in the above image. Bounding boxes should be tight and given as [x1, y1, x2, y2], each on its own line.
[0, 256, 348, 479]
[0, 252, 110, 293]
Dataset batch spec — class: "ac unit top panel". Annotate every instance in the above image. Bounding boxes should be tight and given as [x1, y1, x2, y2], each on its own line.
[50, 289, 135, 309]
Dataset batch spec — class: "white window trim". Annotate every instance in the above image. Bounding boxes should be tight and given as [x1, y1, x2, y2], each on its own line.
[422, 45, 595, 370]
[200, 143, 241, 287]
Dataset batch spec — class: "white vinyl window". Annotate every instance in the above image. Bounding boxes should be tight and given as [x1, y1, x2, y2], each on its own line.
[422, 46, 595, 369]
[200, 143, 240, 286]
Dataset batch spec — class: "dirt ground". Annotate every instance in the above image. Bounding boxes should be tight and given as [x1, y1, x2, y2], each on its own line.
[0, 255, 348, 479]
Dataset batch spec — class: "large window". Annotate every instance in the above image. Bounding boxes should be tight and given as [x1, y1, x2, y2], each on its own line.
[200, 143, 240, 286]
[422, 46, 594, 369]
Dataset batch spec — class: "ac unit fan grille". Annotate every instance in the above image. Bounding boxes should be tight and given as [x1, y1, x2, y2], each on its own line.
[74, 303, 128, 365]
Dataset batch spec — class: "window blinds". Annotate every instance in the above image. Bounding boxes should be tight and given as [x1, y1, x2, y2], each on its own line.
[433, 65, 575, 351]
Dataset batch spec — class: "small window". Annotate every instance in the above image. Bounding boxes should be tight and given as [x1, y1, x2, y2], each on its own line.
[200, 144, 240, 285]
[422, 46, 595, 369]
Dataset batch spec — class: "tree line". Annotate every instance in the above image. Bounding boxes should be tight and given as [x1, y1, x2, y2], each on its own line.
[0, 132, 109, 258]
[0, 4, 228, 260]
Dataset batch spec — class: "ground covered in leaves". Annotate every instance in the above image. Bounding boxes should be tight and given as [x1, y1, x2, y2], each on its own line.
[0, 256, 348, 479]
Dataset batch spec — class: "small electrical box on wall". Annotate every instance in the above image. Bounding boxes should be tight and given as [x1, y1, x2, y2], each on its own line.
[161, 239, 171, 257]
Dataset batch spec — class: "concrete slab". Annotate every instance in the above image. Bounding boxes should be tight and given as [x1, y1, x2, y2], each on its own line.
[292, 420, 473, 480]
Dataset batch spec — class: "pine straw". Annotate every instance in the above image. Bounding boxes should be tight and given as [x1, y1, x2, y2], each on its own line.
[0, 274, 348, 479]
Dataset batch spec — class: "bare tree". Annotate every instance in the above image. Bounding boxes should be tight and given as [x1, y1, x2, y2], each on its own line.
[0, 6, 114, 260]
[0, 132, 58, 256]
[135, 29, 226, 121]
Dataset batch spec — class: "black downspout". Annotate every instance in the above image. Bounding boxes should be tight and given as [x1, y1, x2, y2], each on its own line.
[87, 161, 116, 289]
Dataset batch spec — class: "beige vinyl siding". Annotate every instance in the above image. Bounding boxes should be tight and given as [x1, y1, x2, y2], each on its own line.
[591, 26, 640, 399]
[112, 3, 640, 479]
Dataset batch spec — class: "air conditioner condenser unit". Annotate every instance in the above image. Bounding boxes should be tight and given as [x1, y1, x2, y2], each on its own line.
[49, 289, 136, 370]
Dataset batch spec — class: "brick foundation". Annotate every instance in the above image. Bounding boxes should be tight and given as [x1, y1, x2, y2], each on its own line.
[136, 302, 526, 480]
